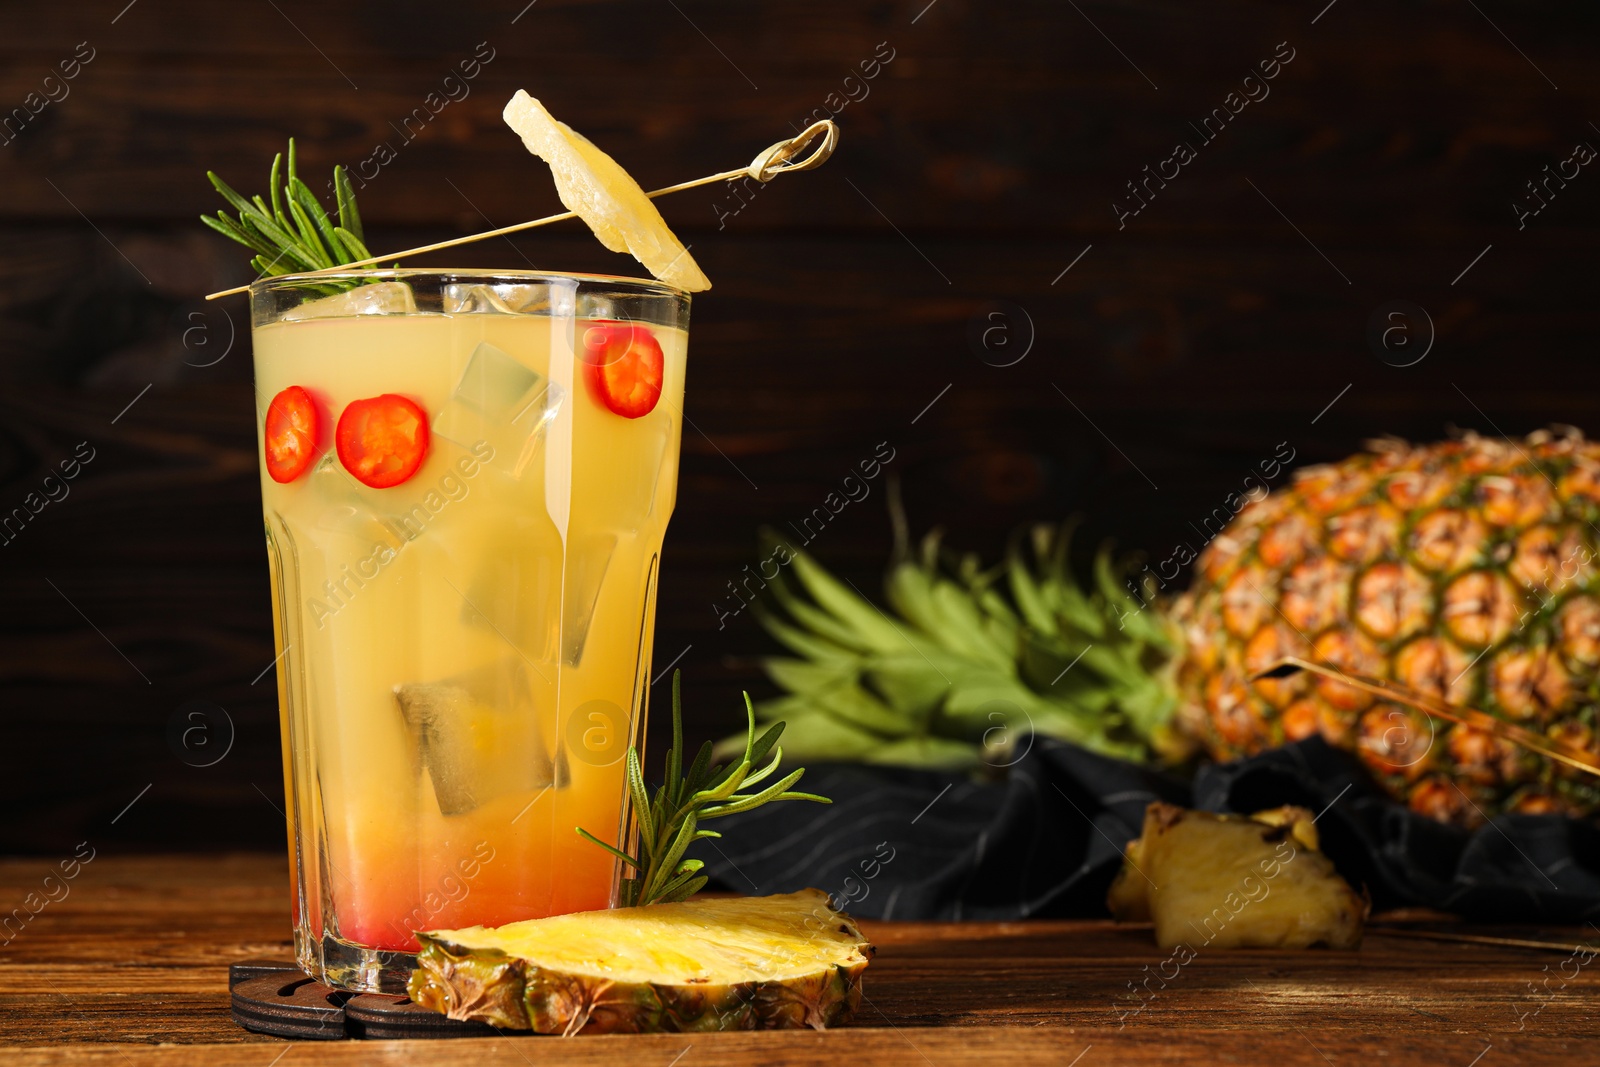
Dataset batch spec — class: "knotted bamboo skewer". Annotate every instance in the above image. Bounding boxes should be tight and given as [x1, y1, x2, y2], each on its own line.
[206, 119, 839, 301]
[1257, 656, 1600, 778]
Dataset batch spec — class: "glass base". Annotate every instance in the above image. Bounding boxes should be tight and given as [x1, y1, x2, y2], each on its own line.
[296, 927, 417, 994]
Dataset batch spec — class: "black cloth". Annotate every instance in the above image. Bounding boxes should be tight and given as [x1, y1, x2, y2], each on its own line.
[694, 736, 1600, 923]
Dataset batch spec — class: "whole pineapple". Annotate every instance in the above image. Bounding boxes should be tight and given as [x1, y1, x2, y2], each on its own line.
[1172, 428, 1600, 825]
[746, 431, 1600, 828]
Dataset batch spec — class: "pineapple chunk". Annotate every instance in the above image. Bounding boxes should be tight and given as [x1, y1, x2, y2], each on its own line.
[502, 90, 711, 293]
[1107, 802, 1367, 950]
[409, 889, 873, 1034]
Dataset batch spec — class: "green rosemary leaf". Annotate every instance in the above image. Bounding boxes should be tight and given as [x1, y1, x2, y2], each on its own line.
[269, 152, 287, 232]
[702, 768, 813, 818]
[231, 201, 306, 264]
[652, 813, 700, 896]
[736, 747, 784, 789]
[575, 828, 639, 868]
[694, 762, 751, 806]
[207, 171, 266, 223]
[290, 175, 344, 262]
[626, 747, 654, 849]
[658, 876, 709, 904]
[706, 699, 761, 792]
[651, 871, 695, 902]
[200, 212, 243, 244]
[201, 212, 273, 257]
[333, 226, 372, 263]
[684, 740, 715, 796]
[287, 137, 298, 185]
[284, 195, 326, 262]
[334, 165, 363, 243]
[653, 860, 705, 901]
[322, 227, 350, 267]
[774, 791, 832, 803]
[702, 744, 752, 794]
[720, 776, 819, 811]
[666, 672, 684, 803]
[286, 199, 334, 269]
[258, 244, 315, 276]
[234, 215, 298, 265]
[746, 716, 786, 769]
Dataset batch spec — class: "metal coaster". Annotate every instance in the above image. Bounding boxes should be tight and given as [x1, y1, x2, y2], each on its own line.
[228, 958, 510, 1040]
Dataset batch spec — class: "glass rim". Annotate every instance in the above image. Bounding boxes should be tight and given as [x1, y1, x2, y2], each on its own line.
[248, 266, 690, 300]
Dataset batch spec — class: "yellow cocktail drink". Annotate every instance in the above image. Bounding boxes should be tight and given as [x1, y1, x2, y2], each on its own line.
[250, 271, 687, 992]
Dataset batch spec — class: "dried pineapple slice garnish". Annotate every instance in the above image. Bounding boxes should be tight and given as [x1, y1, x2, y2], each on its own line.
[503, 90, 711, 293]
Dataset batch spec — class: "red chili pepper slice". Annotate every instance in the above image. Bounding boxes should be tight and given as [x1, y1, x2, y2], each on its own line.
[336, 394, 431, 489]
[263, 385, 320, 483]
[582, 324, 665, 419]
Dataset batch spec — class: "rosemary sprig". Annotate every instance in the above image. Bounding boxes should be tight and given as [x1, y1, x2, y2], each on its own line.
[200, 139, 374, 287]
[578, 672, 830, 907]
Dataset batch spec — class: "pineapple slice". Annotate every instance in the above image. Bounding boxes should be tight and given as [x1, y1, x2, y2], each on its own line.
[408, 889, 873, 1034]
[1108, 802, 1367, 950]
[503, 90, 711, 293]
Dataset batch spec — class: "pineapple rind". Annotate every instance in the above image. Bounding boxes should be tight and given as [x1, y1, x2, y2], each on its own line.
[407, 942, 529, 1030]
[408, 889, 872, 1034]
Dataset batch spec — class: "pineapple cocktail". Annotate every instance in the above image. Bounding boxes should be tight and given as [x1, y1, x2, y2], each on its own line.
[210, 89, 835, 996]
[252, 271, 688, 992]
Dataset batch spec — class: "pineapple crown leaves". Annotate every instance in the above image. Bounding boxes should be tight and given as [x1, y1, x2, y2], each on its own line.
[1004, 522, 1181, 743]
[577, 671, 830, 907]
[200, 139, 374, 283]
[734, 516, 1185, 772]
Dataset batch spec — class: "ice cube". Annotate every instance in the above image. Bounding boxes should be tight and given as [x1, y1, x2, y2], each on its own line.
[432, 342, 565, 477]
[438, 342, 542, 428]
[442, 282, 571, 316]
[508, 380, 565, 479]
[281, 281, 417, 321]
[578, 293, 620, 321]
[459, 522, 562, 663]
[303, 454, 407, 551]
[562, 532, 615, 666]
[442, 283, 517, 315]
[394, 659, 553, 816]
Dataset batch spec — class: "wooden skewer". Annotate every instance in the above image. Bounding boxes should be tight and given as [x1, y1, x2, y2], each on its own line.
[205, 119, 840, 301]
[1256, 656, 1600, 779]
[1368, 926, 1600, 955]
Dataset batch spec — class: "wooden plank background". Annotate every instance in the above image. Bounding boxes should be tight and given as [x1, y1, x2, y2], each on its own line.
[1, 0, 1597, 853]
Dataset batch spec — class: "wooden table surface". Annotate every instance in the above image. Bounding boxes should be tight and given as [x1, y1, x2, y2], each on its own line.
[0, 855, 1593, 1065]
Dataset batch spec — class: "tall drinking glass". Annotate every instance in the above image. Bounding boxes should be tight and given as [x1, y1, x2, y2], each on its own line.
[249, 270, 688, 992]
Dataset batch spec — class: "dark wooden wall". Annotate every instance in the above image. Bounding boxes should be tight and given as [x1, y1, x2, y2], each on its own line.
[2, 0, 1597, 852]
